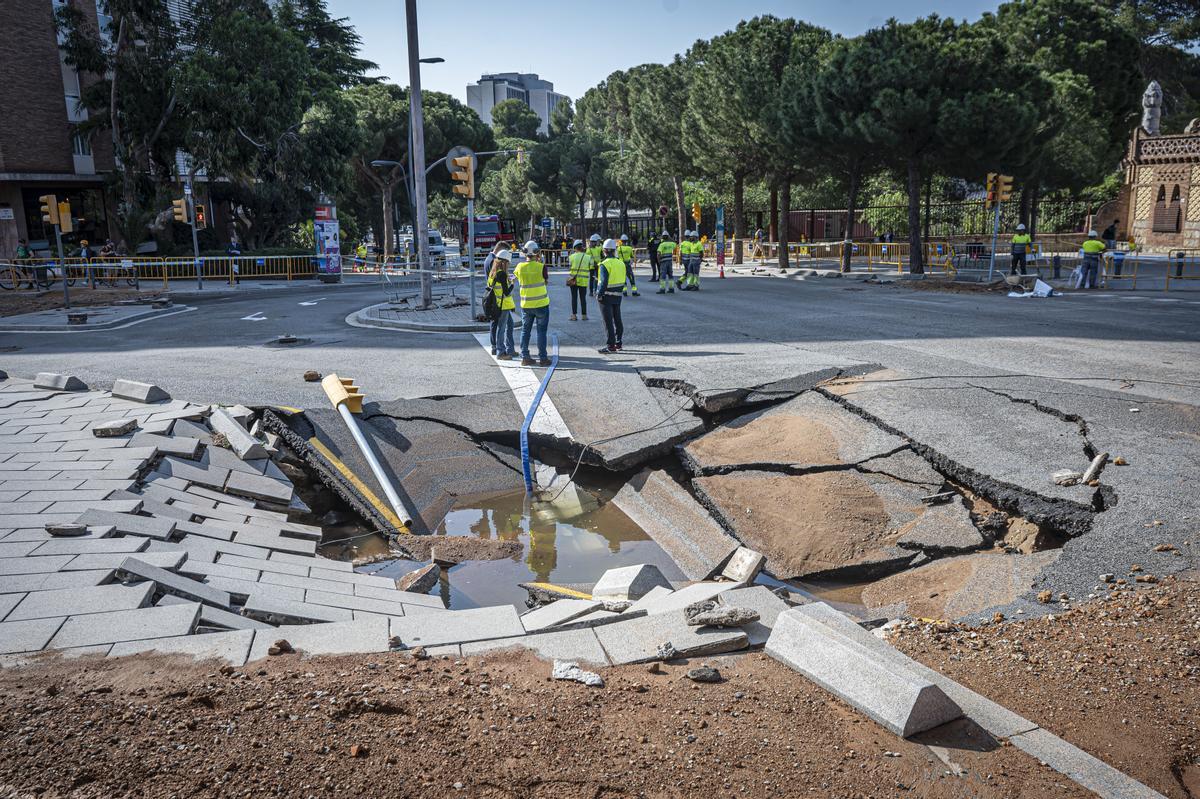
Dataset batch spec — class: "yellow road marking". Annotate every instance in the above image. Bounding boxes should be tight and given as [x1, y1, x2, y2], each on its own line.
[524, 582, 592, 600]
[275, 405, 302, 413]
[307, 436, 408, 534]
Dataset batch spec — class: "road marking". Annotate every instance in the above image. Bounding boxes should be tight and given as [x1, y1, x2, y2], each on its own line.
[241, 311, 267, 321]
[298, 298, 327, 306]
[2, 305, 197, 334]
[472, 332, 570, 438]
[307, 436, 407, 533]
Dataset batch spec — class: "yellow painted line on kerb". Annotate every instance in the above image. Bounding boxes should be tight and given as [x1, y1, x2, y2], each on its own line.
[524, 582, 592, 600]
[275, 405, 303, 413]
[307, 436, 408, 534]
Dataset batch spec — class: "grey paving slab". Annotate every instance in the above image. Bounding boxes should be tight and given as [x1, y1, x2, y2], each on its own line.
[0, 555, 74, 574]
[201, 445, 268, 476]
[169, 520, 232, 542]
[232, 528, 316, 555]
[593, 609, 749, 665]
[172, 419, 213, 442]
[64, 550, 187, 571]
[591, 564, 673, 601]
[225, 469, 293, 504]
[184, 484, 254, 507]
[388, 605, 525, 648]
[110, 379, 170, 404]
[58, 464, 141, 480]
[1009, 728, 1166, 799]
[259, 571, 353, 595]
[0, 500, 54, 515]
[8, 582, 153, 621]
[0, 440, 68, 454]
[20, 489, 115, 503]
[0, 570, 113, 595]
[77, 478, 139, 492]
[58, 437, 140, 452]
[520, 598, 603, 632]
[157, 457, 229, 490]
[176, 501, 249, 523]
[0, 541, 43, 558]
[303, 588, 433, 617]
[167, 534, 274, 561]
[178, 559, 260, 582]
[241, 592, 353, 625]
[765, 606, 962, 737]
[352, 583, 446, 608]
[47, 499, 143, 515]
[624, 586, 674, 613]
[156, 594, 274, 630]
[31, 536, 149, 556]
[108, 629, 254, 666]
[0, 491, 27, 503]
[461, 627, 609, 666]
[270, 551, 350, 571]
[0, 617, 66, 653]
[216, 553, 306, 577]
[246, 616, 390, 661]
[0, 513, 78, 528]
[72, 509, 176, 540]
[716, 586, 791, 646]
[611, 469, 739, 581]
[200, 575, 304, 603]
[118, 557, 232, 608]
[143, 482, 210, 506]
[143, 472, 190, 490]
[209, 408, 268, 460]
[304, 567, 393, 590]
[633, 581, 741, 616]
[49, 602, 199, 649]
[568, 609, 620, 625]
[129, 432, 200, 458]
[0, 593, 22, 620]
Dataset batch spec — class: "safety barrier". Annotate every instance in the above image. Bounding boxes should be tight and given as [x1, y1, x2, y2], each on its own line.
[1100, 252, 1140, 290]
[1165, 250, 1200, 292]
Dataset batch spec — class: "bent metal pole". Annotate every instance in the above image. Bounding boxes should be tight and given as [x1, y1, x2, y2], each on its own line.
[321, 373, 416, 530]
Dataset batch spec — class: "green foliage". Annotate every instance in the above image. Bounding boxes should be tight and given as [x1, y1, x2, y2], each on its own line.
[273, 0, 380, 89]
[490, 99, 542, 140]
[549, 99, 575, 138]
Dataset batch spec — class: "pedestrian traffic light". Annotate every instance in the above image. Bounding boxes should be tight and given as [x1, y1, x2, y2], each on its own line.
[39, 195, 59, 227]
[985, 173, 998, 211]
[172, 198, 188, 224]
[194, 204, 207, 230]
[450, 155, 475, 199]
[997, 174, 1014, 203]
[691, 202, 701, 223]
[57, 201, 73, 234]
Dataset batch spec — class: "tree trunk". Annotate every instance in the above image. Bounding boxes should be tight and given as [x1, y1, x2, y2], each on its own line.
[841, 162, 861, 272]
[778, 179, 791, 270]
[1019, 183, 1032, 230]
[733, 173, 745, 265]
[768, 188, 778, 243]
[673, 176, 686, 241]
[381, 186, 394, 261]
[906, 159, 924, 274]
[620, 196, 629, 234]
[1029, 183, 1040, 239]
[578, 197, 586, 241]
[923, 173, 932, 241]
[601, 200, 609, 236]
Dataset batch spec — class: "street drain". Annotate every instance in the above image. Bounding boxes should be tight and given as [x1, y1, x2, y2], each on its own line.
[265, 334, 313, 348]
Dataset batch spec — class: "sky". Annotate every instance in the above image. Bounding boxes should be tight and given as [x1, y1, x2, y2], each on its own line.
[325, 0, 1004, 104]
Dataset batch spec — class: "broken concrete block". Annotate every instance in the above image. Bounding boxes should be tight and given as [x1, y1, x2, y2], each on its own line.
[44, 523, 89, 537]
[1080, 451, 1109, 484]
[92, 418, 137, 438]
[110, 379, 170, 404]
[721, 546, 766, 583]
[765, 606, 963, 737]
[684, 601, 759, 627]
[389, 605, 524, 648]
[718, 586, 791, 646]
[108, 629, 253, 666]
[72, 509, 177, 541]
[395, 563, 440, 594]
[551, 659, 604, 687]
[209, 408, 268, 461]
[520, 598, 603, 632]
[116, 557, 232, 609]
[629, 581, 738, 617]
[591, 564, 672, 602]
[611, 469, 739, 581]
[241, 593, 353, 625]
[895, 497, 985, 555]
[462, 627, 609, 666]
[48, 602, 200, 650]
[245, 617, 390, 661]
[34, 373, 87, 391]
[592, 609, 749, 665]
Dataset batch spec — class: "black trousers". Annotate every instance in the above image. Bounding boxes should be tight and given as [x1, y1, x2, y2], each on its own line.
[569, 284, 588, 316]
[649, 256, 659, 281]
[1010, 253, 1027, 276]
[600, 294, 623, 347]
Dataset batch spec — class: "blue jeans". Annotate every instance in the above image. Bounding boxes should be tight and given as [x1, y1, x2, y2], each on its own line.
[521, 305, 549, 361]
[490, 309, 514, 355]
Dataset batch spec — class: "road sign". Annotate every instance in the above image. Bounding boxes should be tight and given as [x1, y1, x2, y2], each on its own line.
[658, 205, 668, 218]
[540, 218, 552, 228]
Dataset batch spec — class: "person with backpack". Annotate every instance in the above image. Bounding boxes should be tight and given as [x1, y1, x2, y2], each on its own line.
[485, 248, 515, 360]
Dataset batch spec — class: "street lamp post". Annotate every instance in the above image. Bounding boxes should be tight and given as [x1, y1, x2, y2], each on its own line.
[405, 0, 433, 308]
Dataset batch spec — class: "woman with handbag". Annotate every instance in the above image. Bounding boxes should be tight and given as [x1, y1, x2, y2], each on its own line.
[487, 249, 516, 360]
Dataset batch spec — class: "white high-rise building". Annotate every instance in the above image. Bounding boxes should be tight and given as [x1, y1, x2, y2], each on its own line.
[466, 73, 569, 136]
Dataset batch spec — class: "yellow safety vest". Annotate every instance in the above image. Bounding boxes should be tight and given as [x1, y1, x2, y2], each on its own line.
[514, 259, 548, 308]
[599, 257, 627, 293]
[617, 244, 634, 263]
[487, 272, 515, 311]
[1011, 233, 1031, 254]
[586, 246, 603, 268]
[568, 251, 593, 281]
[1081, 239, 1106, 255]
[657, 240, 676, 257]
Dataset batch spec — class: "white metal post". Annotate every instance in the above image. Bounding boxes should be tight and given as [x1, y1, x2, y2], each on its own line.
[54, 226, 69, 309]
[467, 194, 476, 319]
[986, 200, 1001, 282]
[405, 0, 432, 308]
[185, 178, 201, 290]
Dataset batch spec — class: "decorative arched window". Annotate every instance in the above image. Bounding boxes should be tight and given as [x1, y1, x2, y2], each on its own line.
[1153, 184, 1182, 233]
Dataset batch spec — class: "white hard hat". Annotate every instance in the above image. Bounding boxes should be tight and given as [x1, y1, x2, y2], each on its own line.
[1088, 230, 1098, 237]
[662, 231, 670, 237]
[494, 249, 512, 261]
[589, 233, 601, 241]
[572, 239, 584, 248]
[620, 234, 629, 241]
[602, 238, 618, 251]
[1016, 223, 1026, 231]
[523, 240, 540, 253]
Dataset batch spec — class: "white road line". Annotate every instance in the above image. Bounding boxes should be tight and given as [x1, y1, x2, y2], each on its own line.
[472, 332, 570, 438]
[298, 298, 327, 306]
[241, 311, 267, 321]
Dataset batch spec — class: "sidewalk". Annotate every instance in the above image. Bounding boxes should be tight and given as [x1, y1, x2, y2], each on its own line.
[0, 300, 188, 333]
[349, 297, 489, 333]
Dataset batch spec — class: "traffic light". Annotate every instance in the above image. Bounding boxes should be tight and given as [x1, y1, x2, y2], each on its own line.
[57, 201, 73, 234]
[172, 198, 188, 224]
[194, 204, 207, 230]
[450, 154, 475, 199]
[691, 202, 701, 223]
[984, 173, 998, 211]
[997, 174, 1014, 203]
[39, 194, 59, 227]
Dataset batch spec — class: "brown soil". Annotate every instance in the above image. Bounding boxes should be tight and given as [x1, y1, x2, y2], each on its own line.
[902, 278, 1010, 295]
[695, 470, 894, 578]
[0, 648, 1090, 798]
[0, 287, 164, 317]
[394, 534, 522, 563]
[685, 414, 841, 468]
[893, 574, 1200, 799]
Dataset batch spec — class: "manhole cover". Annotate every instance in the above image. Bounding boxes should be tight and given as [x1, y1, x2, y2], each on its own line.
[264, 335, 313, 348]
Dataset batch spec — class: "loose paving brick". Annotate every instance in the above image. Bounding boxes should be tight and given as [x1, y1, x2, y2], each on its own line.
[156, 595, 274, 631]
[7, 582, 153, 621]
[245, 617, 390, 661]
[302, 589, 430, 617]
[352, 584, 446, 609]
[71, 509, 176, 540]
[31, 536, 149, 557]
[128, 432, 200, 458]
[461, 627, 609, 666]
[241, 593, 353, 625]
[92, 418, 137, 437]
[110, 379, 170, 404]
[48, 602, 199, 649]
[200, 576, 304, 603]
[209, 408, 268, 460]
[0, 570, 113, 595]
[48, 499, 143, 515]
[34, 373, 87, 391]
[108, 629, 254, 665]
[593, 609, 750, 665]
[259, 571, 353, 595]
[224, 469, 293, 504]
[216, 553, 307, 577]
[157, 457, 230, 490]
[520, 599, 603, 632]
[117, 557, 233, 609]
[270, 551, 352, 572]
[389, 605, 524, 648]
[305, 567, 394, 590]
[232, 528, 316, 556]
[0, 555, 75, 575]
[64, 550, 187, 571]
[0, 617, 66, 654]
[185, 484, 254, 507]
[178, 559, 260, 582]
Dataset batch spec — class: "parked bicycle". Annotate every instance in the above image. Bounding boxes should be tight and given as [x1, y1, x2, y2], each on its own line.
[0, 261, 75, 291]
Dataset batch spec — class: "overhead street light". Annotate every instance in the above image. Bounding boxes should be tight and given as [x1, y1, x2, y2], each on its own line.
[419, 57, 444, 64]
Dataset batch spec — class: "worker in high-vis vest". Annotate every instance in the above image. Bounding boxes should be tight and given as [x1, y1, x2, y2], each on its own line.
[617, 234, 639, 297]
[567, 239, 592, 321]
[514, 240, 551, 366]
[1010, 223, 1032, 276]
[586, 233, 603, 296]
[596, 238, 628, 353]
[684, 230, 704, 290]
[1080, 229, 1105, 290]
[656, 232, 676, 294]
[486, 248, 516, 360]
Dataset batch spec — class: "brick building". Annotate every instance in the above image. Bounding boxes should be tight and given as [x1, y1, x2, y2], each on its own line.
[0, 0, 118, 258]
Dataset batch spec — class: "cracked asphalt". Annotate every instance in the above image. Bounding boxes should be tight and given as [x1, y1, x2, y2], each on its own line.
[3, 272, 1198, 616]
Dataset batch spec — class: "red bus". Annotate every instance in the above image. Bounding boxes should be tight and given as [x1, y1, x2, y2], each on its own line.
[461, 214, 515, 255]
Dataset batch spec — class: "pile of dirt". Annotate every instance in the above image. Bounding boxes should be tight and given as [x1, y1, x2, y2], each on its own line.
[0, 288, 163, 317]
[0, 649, 1089, 798]
[892, 573, 1200, 799]
[901, 278, 1010, 295]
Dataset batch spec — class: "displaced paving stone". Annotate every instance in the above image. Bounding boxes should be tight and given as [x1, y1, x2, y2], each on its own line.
[684, 601, 760, 628]
[245, 617, 390, 661]
[611, 469, 739, 581]
[352, 584, 446, 609]
[625, 586, 674, 613]
[463, 627, 609, 666]
[92, 418, 137, 437]
[686, 666, 722, 683]
[129, 432, 200, 459]
[766, 605, 962, 737]
[200, 576, 303, 604]
[0, 617, 67, 654]
[225, 469, 293, 504]
[631, 582, 739, 617]
[895, 497, 986, 555]
[551, 659, 604, 687]
[520, 598, 603, 632]
[7, 582, 153, 621]
[591, 564, 672, 602]
[30, 537, 149, 557]
[156, 457, 229, 490]
[48, 602, 200, 649]
[110, 379, 170, 404]
[72, 509, 177, 541]
[209, 408, 268, 461]
[108, 629, 253, 665]
[241, 593, 353, 625]
[593, 609, 749, 665]
[156, 594, 273, 631]
[0, 570, 113, 595]
[721, 546, 766, 583]
[117, 557, 232, 609]
[231, 528, 316, 556]
[395, 563, 440, 594]
[718, 586, 792, 646]
[389, 605, 524, 648]
[34, 373, 87, 391]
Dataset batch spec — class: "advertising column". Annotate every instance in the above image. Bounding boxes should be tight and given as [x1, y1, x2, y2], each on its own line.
[314, 199, 342, 283]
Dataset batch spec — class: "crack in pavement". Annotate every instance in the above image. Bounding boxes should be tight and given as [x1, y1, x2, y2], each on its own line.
[359, 410, 524, 476]
[969, 384, 1095, 457]
[683, 444, 916, 480]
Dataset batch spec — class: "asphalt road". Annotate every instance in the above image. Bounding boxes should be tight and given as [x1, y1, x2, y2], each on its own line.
[2, 271, 1197, 409]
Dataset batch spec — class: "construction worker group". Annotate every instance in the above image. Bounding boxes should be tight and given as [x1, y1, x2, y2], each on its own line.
[487, 229, 709, 364]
